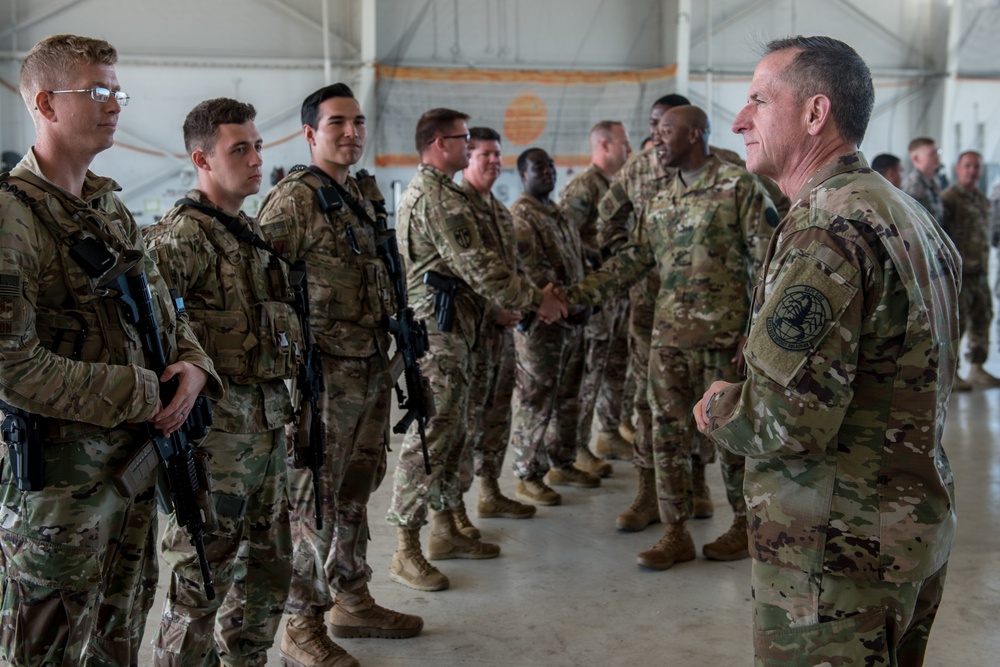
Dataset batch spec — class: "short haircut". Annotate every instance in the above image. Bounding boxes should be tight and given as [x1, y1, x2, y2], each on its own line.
[764, 36, 874, 147]
[301, 83, 355, 129]
[517, 147, 547, 174]
[415, 108, 470, 154]
[870, 153, 901, 175]
[183, 98, 257, 154]
[590, 120, 624, 140]
[956, 150, 981, 163]
[908, 137, 937, 154]
[20, 34, 117, 111]
[653, 94, 691, 109]
[469, 126, 501, 144]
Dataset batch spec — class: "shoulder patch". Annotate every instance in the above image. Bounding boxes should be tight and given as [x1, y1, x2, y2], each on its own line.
[745, 247, 857, 387]
[453, 228, 472, 249]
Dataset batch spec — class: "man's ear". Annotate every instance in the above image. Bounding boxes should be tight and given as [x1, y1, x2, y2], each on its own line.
[34, 90, 56, 121]
[191, 149, 210, 172]
[805, 94, 832, 137]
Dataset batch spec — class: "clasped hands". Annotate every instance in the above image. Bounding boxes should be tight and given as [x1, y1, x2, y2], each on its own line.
[538, 283, 570, 324]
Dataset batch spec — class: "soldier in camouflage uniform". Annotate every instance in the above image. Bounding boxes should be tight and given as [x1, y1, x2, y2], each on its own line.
[386, 109, 566, 592]
[696, 36, 960, 666]
[941, 151, 1000, 389]
[458, 128, 536, 526]
[903, 137, 945, 223]
[558, 121, 632, 480]
[258, 84, 422, 667]
[567, 106, 776, 569]
[0, 35, 222, 666]
[143, 98, 296, 667]
[509, 148, 599, 505]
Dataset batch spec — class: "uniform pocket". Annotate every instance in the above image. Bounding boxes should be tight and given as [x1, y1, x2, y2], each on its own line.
[754, 607, 888, 666]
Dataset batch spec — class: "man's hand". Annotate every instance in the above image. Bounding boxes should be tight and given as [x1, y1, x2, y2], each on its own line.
[693, 380, 733, 434]
[538, 283, 568, 324]
[150, 361, 209, 436]
[495, 309, 523, 328]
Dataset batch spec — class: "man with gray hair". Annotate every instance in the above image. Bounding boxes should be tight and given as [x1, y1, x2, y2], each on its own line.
[696, 36, 960, 665]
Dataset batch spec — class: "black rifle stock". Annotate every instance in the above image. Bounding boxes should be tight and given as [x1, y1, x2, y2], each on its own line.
[100, 259, 217, 601]
[288, 260, 326, 529]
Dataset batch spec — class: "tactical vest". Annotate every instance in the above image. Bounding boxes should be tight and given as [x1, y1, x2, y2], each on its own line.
[156, 201, 304, 384]
[0, 168, 178, 370]
[261, 168, 396, 331]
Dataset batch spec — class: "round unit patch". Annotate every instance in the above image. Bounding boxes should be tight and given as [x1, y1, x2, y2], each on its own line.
[765, 285, 832, 351]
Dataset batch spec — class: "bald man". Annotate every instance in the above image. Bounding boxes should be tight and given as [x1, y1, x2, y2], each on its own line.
[565, 105, 778, 570]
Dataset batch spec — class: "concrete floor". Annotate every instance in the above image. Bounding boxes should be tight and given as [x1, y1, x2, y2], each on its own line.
[139, 382, 1000, 666]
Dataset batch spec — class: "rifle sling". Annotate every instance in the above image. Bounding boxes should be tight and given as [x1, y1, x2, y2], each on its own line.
[175, 198, 290, 266]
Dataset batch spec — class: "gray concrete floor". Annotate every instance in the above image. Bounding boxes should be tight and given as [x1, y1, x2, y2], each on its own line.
[140, 380, 1000, 666]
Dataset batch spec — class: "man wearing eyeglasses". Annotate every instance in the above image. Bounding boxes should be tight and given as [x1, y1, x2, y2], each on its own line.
[0, 34, 222, 666]
[386, 108, 567, 592]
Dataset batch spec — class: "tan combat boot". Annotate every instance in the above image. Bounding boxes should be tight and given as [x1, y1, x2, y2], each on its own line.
[544, 465, 601, 488]
[427, 509, 500, 560]
[967, 363, 1000, 388]
[691, 456, 714, 519]
[636, 523, 696, 571]
[389, 526, 449, 591]
[616, 467, 661, 532]
[477, 476, 536, 518]
[594, 429, 633, 460]
[702, 514, 749, 561]
[280, 614, 358, 667]
[515, 476, 562, 506]
[452, 498, 481, 539]
[328, 584, 424, 639]
[574, 446, 613, 478]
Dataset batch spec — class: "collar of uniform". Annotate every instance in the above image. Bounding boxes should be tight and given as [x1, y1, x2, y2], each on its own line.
[793, 151, 868, 205]
[582, 163, 611, 187]
[514, 191, 560, 218]
[17, 146, 122, 205]
[677, 154, 723, 192]
[418, 163, 463, 193]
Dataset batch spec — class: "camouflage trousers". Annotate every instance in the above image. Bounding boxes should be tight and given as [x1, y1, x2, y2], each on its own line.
[387, 330, 474, 527]
[510, 323, 585, 479]
[461, 324, 515, 492]
[648, 346, 745, 524]
[0, 429, 158, 667]
[286, 353, 390, 616]
[752, 560, 947, 667]
[576, 295, 629, 446]
[628, 275, 656, 466]
[154, 428, 291, 667]
[959, 271, 991, 364]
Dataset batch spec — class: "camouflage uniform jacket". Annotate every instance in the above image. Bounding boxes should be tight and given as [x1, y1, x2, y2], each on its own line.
[902, 170, 944, 223]
[941, 184, 989, 275]
[0, 149, 221, 429]
[144, 190, 296, 434]
[397, 164, 542, 344]
[990, 184, 1000, 247]
[558, 164, 611, 262]
[459, 179, 518, 328]
[704, 152, 961, 583]
[568, 156, 775, 349]
[257, 168, 393, 359]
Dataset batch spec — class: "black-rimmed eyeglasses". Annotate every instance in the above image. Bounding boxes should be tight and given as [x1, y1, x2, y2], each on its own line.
[46, 87, 130, 106]
[439, 133, 471, 142]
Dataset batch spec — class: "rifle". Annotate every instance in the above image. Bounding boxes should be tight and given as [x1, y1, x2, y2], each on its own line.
[176, 197, 327, 530]
[73, 239, 218, 601]
[323, 168, 433, 474]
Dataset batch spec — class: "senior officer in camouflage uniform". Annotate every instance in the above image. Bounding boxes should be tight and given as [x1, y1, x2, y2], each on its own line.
[941, 151, 1000, 389]
[558, 121, 632, 480]
[258, 84, 422, 667]
[144, 98, 296, 667]
[695, 36, 961, 666]
[509, 147, 599, 505]
[457, 127, 537, 527]
[595, 94, 779, 532]
[386, 109, 566, 593]
[565, 106, 776, 569]
[0, 35, 222, 666]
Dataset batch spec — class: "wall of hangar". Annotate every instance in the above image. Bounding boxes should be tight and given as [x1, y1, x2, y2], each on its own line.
[0, 0, 998, 223]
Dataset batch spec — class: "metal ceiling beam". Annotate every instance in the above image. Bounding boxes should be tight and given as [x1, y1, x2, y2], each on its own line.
[0, 0, 87, 42]
[256, 0, 360, 59]
[690, 0, 771, 48]
[834, 0, 932, 71]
